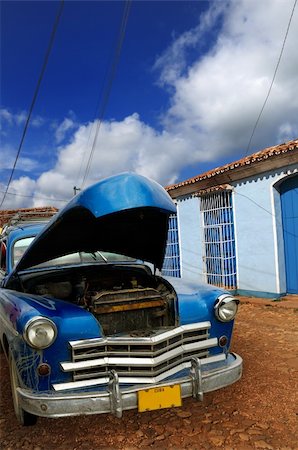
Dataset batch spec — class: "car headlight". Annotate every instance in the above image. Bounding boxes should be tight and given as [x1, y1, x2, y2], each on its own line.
[24, 317, 57, 349]
[214, 295, 239, 322]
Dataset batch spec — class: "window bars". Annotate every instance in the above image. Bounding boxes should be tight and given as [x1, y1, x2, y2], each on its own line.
[162, 214, 181, 278]
[200, 191, 237, 289]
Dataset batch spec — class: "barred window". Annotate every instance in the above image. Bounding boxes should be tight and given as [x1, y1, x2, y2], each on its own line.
[200, 191, 237, 289]
[162, 214, 181, 278]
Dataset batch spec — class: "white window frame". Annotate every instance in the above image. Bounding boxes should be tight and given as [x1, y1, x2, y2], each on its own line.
[162, 213, 181, 278]
[200, 190, 237, 289]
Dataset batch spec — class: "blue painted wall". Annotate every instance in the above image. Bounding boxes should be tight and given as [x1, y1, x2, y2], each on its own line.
[280, 175, 298, 293]
[233, 173, 279, 296]
[175, 164, 298, 298]
[176, 196, 204, 283]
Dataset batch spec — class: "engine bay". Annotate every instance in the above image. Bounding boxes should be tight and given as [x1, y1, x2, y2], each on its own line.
[19, 264, 178, 335]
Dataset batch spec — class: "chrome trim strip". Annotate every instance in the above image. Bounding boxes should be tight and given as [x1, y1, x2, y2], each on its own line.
[61, 338, 218, 372]
[69, 322, 211, 348]
[21, 354, 242, 418]
[72, 350, 209, 381]
[54, 353, 226, 391]
[53, 377, 110, 391]
[72, 332, 209, 360]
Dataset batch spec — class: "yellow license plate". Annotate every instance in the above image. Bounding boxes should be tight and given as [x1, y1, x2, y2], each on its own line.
[138, 385, 182, 412]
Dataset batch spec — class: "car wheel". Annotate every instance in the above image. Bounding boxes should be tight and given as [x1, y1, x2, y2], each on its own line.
[9, 350, 37, 426]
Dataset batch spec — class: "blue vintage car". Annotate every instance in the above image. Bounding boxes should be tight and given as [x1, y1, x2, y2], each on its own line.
[0, 173, 242, 425]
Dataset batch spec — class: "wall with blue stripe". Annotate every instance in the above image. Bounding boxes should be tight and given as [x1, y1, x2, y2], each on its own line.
[173, 163, 297, 298]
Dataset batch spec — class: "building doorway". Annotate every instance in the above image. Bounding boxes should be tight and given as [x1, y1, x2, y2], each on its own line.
[280, 174, 298, 294]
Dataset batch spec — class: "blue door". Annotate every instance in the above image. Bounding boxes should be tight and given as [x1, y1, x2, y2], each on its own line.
[280, 175, 298, 294]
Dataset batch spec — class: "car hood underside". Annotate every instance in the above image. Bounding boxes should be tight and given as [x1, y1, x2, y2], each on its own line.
[13, 173, 177, 273]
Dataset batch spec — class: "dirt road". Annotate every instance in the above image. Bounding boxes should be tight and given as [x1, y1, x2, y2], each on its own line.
[1, 298, 297, 449]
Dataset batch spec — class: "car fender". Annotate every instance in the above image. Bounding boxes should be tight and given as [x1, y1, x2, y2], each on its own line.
[0, 289, 102, 388]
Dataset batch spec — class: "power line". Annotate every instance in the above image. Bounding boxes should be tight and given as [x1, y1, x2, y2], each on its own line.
[244, 0, 297, 157]
[0, 0, 65, 209]
[81, 0, 132, 188]
[234, 190, 298, 240]
[0, 189, 68, 203]
[75, 56, 112, 187]
[81, 0, 132, 187]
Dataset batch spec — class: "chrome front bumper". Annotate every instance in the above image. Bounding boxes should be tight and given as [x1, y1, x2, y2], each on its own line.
[18, 353, 242, 418]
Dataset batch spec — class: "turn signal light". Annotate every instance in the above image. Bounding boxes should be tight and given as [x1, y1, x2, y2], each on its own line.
[37, 363, 51, 376]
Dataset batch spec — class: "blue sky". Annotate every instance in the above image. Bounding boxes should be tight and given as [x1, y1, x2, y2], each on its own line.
[1, 0, 297, 209]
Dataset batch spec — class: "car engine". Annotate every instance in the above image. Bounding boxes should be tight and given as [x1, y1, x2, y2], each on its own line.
[21, 265, 178, 335]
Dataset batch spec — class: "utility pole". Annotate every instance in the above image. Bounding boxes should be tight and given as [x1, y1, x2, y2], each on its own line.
[73, 186, 81, 196]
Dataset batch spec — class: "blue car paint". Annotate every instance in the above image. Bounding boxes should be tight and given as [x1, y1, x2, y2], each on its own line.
[0, 173, 239, 405]
[1, 288, 102, 389]
[1, 278, 234, 391]
[69, 172, 176, 218]
[170, 278, 234, 354]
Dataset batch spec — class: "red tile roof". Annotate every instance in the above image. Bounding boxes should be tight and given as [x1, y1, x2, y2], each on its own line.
[166, 139, 298, 192]
[0, 206, 58, 228]
[193, 184, 233, 196]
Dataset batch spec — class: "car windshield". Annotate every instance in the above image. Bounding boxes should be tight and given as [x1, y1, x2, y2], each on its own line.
[12, 237, 135, 268]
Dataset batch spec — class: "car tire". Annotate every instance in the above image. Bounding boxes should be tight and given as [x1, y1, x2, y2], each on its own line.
[9, 350, 37, 426]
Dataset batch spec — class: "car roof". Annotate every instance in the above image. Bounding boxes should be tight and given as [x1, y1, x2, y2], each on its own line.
[2, 222, 46, 242]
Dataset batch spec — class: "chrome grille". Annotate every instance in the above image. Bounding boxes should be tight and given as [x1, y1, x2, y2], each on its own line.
[59, 322, 218, 386]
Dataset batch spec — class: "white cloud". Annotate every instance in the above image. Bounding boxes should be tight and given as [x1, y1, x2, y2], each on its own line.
[277, 122, 298, 143]
[55, 117, 77, 143]
[0, 177, 36, 209]
[0, 108, 45, 130]
[1, 0, 297, 209]
[0, 108, 13, 125]
[0, 145, 39, 172]
[31, 116, 45, 127]
[14, 111, 27, 126]
[30, 113, 193, 207]
[162, 0, 298, 154]
[154, 2, 228, 87]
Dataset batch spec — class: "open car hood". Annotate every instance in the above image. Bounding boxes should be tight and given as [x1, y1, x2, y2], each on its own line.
[14, 173, 177, 272]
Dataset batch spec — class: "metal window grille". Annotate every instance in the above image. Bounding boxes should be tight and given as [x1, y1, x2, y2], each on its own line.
[200, 191, 237, 289]
[162, 214, 181, 278]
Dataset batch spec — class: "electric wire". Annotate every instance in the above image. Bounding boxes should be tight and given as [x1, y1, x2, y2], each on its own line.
[234, 190, 298, 239]
[81, 0, 132, 188]
[244, 0, 297, 156]
[81, 0, 132, 187]
[75, 3, 129, 189]
[0, 189, 68, 203]
[0, 0, 65, 209]
[75, 62, 111, 188]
